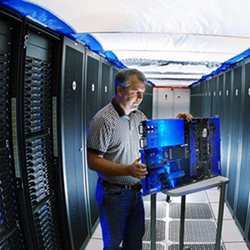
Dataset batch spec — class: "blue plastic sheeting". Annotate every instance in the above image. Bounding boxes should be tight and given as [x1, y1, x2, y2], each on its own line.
[192, 48, 250, 86]
[73, 36, 126, 69]
[0, 0, 127, 69]
[147, 80, 155, 86]
[74, 33, 105, 56]
[104, 50, 127, 69]
[0, 0, 76, 38]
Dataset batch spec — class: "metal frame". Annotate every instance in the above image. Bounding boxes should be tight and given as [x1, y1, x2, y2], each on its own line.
[150, 176, 229, 250]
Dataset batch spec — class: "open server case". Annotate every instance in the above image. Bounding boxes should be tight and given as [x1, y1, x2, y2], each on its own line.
[139, 117, 221, 195]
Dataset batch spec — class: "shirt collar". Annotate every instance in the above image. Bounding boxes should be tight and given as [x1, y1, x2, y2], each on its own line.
[111, 98, 137, 117]
[111, 98, 125, 117]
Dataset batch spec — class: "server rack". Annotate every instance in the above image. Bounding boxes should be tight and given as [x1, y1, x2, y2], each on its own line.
[221, 71, 232, 177]
[226, 66, 243, 211]
[15, 23, 63, 249]
[190, 59, 250, 247]
[190, 83, 201, 116]
[84, 51, 102, 232]
[140, 82, 153, 118]
[0, 13, 25, 250]
[60, 37, 90, 250]
[235, 62, 250, 234]
[111, 67, 119, 97]
[100, 58, 112, 108]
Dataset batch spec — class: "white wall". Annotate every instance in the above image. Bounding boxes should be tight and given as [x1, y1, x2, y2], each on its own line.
[152, 87, 190, 118]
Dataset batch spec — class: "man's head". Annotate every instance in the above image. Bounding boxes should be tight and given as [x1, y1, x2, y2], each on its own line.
[114, 69, 146, 114]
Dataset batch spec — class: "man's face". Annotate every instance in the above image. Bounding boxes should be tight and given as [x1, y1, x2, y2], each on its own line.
[118, 74, 146, 112]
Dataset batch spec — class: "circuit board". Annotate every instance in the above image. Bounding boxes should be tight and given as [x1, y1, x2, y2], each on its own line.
[139, 118, 221, 195]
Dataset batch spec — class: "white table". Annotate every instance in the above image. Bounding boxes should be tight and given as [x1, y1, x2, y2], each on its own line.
[150, 176, 229, 250]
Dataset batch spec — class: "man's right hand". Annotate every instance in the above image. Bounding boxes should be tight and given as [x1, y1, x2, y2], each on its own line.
[127, 158, 148, 179]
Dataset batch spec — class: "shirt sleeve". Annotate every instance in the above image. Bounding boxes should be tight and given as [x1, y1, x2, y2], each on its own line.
[87, 117, 113, 155]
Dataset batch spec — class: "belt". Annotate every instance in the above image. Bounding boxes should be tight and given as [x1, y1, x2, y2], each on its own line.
[101, 179, 142, 191]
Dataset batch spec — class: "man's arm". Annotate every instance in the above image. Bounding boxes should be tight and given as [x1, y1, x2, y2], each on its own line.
[87, 150, 148, 179]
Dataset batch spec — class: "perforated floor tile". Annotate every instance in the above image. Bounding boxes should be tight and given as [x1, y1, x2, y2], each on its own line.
[143, 219, 166, 241]
[169, 203, 212, 219]
[143, 242, 166, 250]
[145, 202, 167, 219]
[168, 244, 224, 250]
[169, 221, 216, 242]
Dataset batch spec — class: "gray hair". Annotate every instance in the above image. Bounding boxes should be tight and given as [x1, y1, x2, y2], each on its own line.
[114, 68, 146, 94]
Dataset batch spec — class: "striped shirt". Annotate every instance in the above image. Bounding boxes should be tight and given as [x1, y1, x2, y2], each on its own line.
[87, 98, 147, 185]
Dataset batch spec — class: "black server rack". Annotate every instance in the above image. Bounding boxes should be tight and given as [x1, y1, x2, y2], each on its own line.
[60, 37, 89, 249]
[100, 59, 112, 107]
[211, 77, 219, 116]
[218, 75, 224, 118]
[200, 81, 209, 114]
[140, 83, 153, 118]
[226, 66, 243, 211]
[190, 58, 250, 248]
[221, 71, 232, 177]
[111, 67, 119, 97]
[236, 63, 250, 234]
[206, 79, 213, 116]
[85, 51, 101, 231]
[0, 16, 25, 250]
[216, 74, 226, 177]
[200, 80, 205, 115]
[17, 26, 62, 249]
[190, 83, 201, 116]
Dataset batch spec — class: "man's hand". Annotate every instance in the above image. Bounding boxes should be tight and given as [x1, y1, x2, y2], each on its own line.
[176, 112, 193, 122]
[127, 158, 148, 179]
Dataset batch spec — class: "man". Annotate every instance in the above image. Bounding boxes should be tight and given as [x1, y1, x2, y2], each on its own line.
[87, 68, 147, 250]
[87, 68, 192, 250]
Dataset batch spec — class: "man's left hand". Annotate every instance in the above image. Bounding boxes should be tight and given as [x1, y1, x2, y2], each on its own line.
[176, 112, 193, 122]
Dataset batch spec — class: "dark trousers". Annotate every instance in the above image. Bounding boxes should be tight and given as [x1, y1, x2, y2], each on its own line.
[96, 179, 145, 250]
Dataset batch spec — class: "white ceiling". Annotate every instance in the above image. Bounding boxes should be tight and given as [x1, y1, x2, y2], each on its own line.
[31, 0, 250, 86]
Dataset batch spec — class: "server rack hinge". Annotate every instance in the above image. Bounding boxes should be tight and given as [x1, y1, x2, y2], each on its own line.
[16, 177, 23, 190]
[24, 34, 29, 49]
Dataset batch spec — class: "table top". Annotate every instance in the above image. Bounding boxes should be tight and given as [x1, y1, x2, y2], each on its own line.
[162, 176, 229, 197]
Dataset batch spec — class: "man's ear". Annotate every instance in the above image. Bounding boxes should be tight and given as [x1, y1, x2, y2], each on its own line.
[116, 86, 124, 97]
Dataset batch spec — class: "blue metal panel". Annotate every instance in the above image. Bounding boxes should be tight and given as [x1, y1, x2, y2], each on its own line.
[140, 118, 221, 195]
[139, 119, 185, 149]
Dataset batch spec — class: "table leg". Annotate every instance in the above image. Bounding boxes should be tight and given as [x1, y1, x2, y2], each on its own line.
[215, 183, 226, 250]
[179, 195, 186, 250]
[151, 193, 157, 250]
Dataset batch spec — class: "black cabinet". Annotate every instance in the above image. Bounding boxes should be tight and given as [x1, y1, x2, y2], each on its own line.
[140, 83, 153, 118]
[0, 17, 25, 250]
[60, 38, 89, 249]
[236, 63, 250, 232]
[19, 30, 62, 250]
[100, 61, 112, 107]
[190, 84, 201, 116]
[226, 66, 243, 211]
[85, 53, 101, 231]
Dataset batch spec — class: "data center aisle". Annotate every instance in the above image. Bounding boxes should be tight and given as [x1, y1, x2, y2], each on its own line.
[86, 188, 249, 250]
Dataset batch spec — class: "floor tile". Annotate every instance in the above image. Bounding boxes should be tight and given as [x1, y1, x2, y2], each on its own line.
[85, 238, 103, 250]
[92, 224, 102, 239]
[206, 187, 220, 203]
[222, 220, 245, 242]
[210, 203, 233, 220]
[224, 242, 249, 250]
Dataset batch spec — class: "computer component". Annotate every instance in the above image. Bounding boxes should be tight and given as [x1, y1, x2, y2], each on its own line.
[139, 117, 221, 195]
